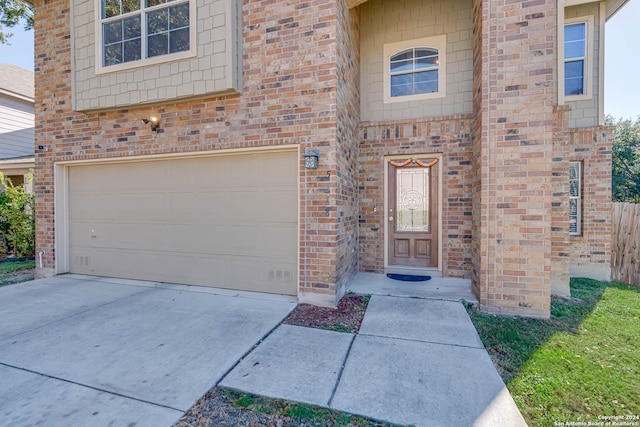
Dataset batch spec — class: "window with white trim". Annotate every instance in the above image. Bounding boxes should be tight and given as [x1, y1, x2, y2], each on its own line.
[383, 35, 446, 103]
[564, 21, 587, 97]
[569, 161, 582, 235]
[389, 48, 439, 98]
[100, 0, 191, 68]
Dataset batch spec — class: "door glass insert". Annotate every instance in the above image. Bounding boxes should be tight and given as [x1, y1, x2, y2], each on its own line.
[396, 168, 429, 232]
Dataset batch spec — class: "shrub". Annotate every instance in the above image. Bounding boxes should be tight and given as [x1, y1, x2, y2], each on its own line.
[0, 172, 35, 257]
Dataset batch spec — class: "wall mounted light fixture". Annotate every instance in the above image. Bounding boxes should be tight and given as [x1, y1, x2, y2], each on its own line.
[304, 150, 319, 169]
[142, 116, 160, 132]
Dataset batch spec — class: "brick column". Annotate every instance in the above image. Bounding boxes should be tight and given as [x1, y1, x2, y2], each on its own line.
[472, 0, 557, 317]
[551, 106, 571, 297]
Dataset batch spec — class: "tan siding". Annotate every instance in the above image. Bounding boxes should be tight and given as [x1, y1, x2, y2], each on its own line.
[360, 0, 473, 122]
[565, 3, 601, 128]
[0, 95, 34, 159]
[71, 0, 241, 111]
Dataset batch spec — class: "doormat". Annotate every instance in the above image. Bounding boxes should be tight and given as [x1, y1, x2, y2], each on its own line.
[386, 273, 431, 282]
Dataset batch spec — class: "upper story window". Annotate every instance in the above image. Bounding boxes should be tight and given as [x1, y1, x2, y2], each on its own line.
[564, 22, 586, 96]
[390, 48, 439, 98]
[98, 0, 195, 72]
[562, 17, 593, 101]
[383, 35, 446, 104]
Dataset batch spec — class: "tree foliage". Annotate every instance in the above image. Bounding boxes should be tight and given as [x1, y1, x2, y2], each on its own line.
[608, 115, 640, 203]
[0, 173, 35, 257]
[0, 0, 33, 44]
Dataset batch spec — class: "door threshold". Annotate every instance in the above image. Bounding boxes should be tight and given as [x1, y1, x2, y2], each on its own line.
[385, 266, 442, 277]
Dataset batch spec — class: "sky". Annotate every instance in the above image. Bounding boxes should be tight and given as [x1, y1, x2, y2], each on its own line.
[0, 1, 639, 118]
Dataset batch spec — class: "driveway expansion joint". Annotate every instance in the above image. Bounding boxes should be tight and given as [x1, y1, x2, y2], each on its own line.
[357, 332, 486, 350]
[327, 333, 356, 407]
[215, 314, 296, 388]
[376, 293, 465, 303]
[0, 362, 185, 413]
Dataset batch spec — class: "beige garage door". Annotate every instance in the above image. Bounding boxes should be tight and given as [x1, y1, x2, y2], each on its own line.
[68, 150, 298, 295]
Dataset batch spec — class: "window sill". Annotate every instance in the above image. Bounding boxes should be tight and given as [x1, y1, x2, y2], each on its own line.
[383, 91, 446, 104]
[94, 49, 197, 76]
[565, 93, 592, 102]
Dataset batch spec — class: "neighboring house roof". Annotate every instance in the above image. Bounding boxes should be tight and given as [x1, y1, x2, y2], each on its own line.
[0, 63, 34, 101]
[0, 154, 35, 163]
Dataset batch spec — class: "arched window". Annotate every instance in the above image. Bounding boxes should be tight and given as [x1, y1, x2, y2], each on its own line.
[389, 47, 439, 97]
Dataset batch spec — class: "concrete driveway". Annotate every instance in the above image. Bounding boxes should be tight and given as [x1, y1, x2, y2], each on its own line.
[0, 275, 296, 427]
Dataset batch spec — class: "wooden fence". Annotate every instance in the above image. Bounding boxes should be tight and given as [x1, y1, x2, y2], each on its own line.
[612, 202, 640, 286]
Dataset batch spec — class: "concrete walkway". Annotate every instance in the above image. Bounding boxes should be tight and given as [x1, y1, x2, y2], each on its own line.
[349, 272, 479, 304]
[0, 275, 296, 427]
[222, 295, 528, 427]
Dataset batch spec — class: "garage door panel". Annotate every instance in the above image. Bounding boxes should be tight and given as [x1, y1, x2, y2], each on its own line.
[68, 151, 298, 295]
[70, 162, 167, 192]
[68, 193, 108, 219]
[70, 222, 170, 251]
[164, 224, 294, 258]
[165, 157, 231, 190]
[168, 191, 226, 222]
[112, 162, 167, 190]
[71, 223, 295, 258]
[263, 226, 298, 258]
[163, 225, 229, 253]
[227, 259, 296, 295]
[70, 248, 229, 284]
[226, 189, 297, 223]
[118, 193, 168, 222]
[227, 190, 262, 222]
[259, 189, 298, 222]
[224, 156, 262, 187]
[70, 247, 295, 294]
[187, 157, 230, 185]
[70, 193, 169, 223]
[259, 152, 298, 185]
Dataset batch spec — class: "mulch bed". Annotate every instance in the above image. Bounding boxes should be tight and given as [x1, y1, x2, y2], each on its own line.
[282, 293, 370, 333]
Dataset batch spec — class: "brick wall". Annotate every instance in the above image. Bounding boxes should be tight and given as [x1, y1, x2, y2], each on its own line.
[34, 0, 347, 305]
[358, 115, 473, 277]
[549, 107, 612, 292]
[35, 0, 613, 314]
[551, 105, 571, 296]
[568, 126, 612, 280]
[470, 0, 484, 301]
[335, 2, 361, 298]
[472, 0, 557, 318]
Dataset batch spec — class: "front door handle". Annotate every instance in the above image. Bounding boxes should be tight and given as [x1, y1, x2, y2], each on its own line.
[389, 216, 394, 221]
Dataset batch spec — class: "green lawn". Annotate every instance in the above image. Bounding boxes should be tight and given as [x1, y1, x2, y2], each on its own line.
[0, 259, 35, 286]
[0, 259, 35, 274]
[469, 279, 640, 426]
